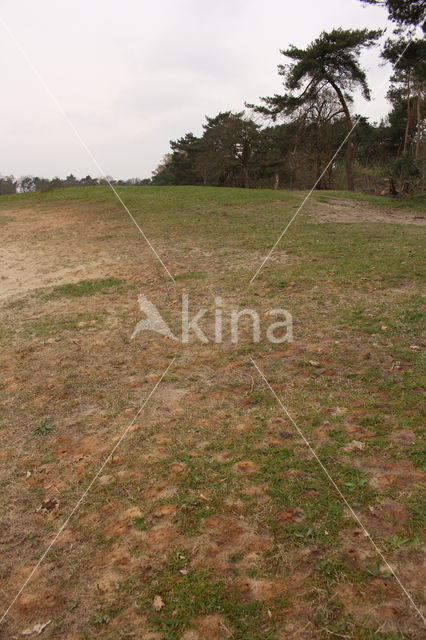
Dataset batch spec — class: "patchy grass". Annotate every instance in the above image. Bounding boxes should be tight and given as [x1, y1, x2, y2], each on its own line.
[174, 272, 207, 282]
[23, 312, 104, 337]
[42, 278, 123, 299]
[313, 189, 426, 213]
[0, 186, 424, 639]
[143, 564, 276, 640]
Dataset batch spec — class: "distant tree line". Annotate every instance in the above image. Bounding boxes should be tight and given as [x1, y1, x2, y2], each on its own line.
[0, 174, 150, 196]
[152, 0, 425, 193]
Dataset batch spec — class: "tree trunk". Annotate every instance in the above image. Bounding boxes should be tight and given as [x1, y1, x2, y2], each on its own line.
[290, 162, 295, 190]
[273, 173, 279, 190]
[289, 138, 299, 190]
[403, 73, 411, 154]
[327, 163, 334, 189]
[315, 148, 322, 189]
[329, 80, 354, 191]
[416, 81, 422, 160]
[242, 165, 250, 188]
[314, 129, 323, 189]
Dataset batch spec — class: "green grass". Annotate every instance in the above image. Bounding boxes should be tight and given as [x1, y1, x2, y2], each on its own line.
[142, 563, 279, 640]
[132, 516, 148, 531]
[0, 184, 423, 210]
[42, 278, 123, 299]
[23, 312, 104, 337]
[407, 442, 426, 471]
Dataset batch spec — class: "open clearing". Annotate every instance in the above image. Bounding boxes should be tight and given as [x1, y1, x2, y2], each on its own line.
[0, 186, 425, 639]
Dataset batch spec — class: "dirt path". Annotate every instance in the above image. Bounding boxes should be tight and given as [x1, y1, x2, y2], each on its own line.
[311, 197, 426, 225]
[0, 205, 139, 302]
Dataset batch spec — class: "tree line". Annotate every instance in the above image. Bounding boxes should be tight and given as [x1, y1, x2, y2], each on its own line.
[0, 174, 150, 196]
[152, 0, 425, 193]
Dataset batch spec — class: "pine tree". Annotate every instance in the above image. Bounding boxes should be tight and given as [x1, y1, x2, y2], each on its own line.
[248, 28, 383, 190]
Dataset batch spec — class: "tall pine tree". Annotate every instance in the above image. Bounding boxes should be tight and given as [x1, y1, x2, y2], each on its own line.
[248, 28, 383, 190]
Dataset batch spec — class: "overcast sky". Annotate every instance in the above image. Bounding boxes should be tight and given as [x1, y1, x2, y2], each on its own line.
[1, 0, 393, 180]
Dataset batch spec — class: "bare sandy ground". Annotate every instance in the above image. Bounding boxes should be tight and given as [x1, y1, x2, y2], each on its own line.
[0, 206, 132, 302]
[311, 197, 426, 225]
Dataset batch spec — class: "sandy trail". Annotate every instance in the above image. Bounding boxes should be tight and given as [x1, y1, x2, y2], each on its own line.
[0, 205, 142, 302]
[312, 197, 426, 225]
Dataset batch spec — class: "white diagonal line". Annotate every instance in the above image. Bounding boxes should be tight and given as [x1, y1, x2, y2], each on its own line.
[250, 357, 425, 624]
[0, 15, 175, 284]
[0, 357, 175, 625]
[250, 40, 413, 284]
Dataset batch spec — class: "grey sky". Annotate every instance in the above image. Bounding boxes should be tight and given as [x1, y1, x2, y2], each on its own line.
[1, 0, 392, 180]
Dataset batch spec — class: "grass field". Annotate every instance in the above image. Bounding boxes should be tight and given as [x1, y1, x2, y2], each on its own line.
[0, 186, 424, 639]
